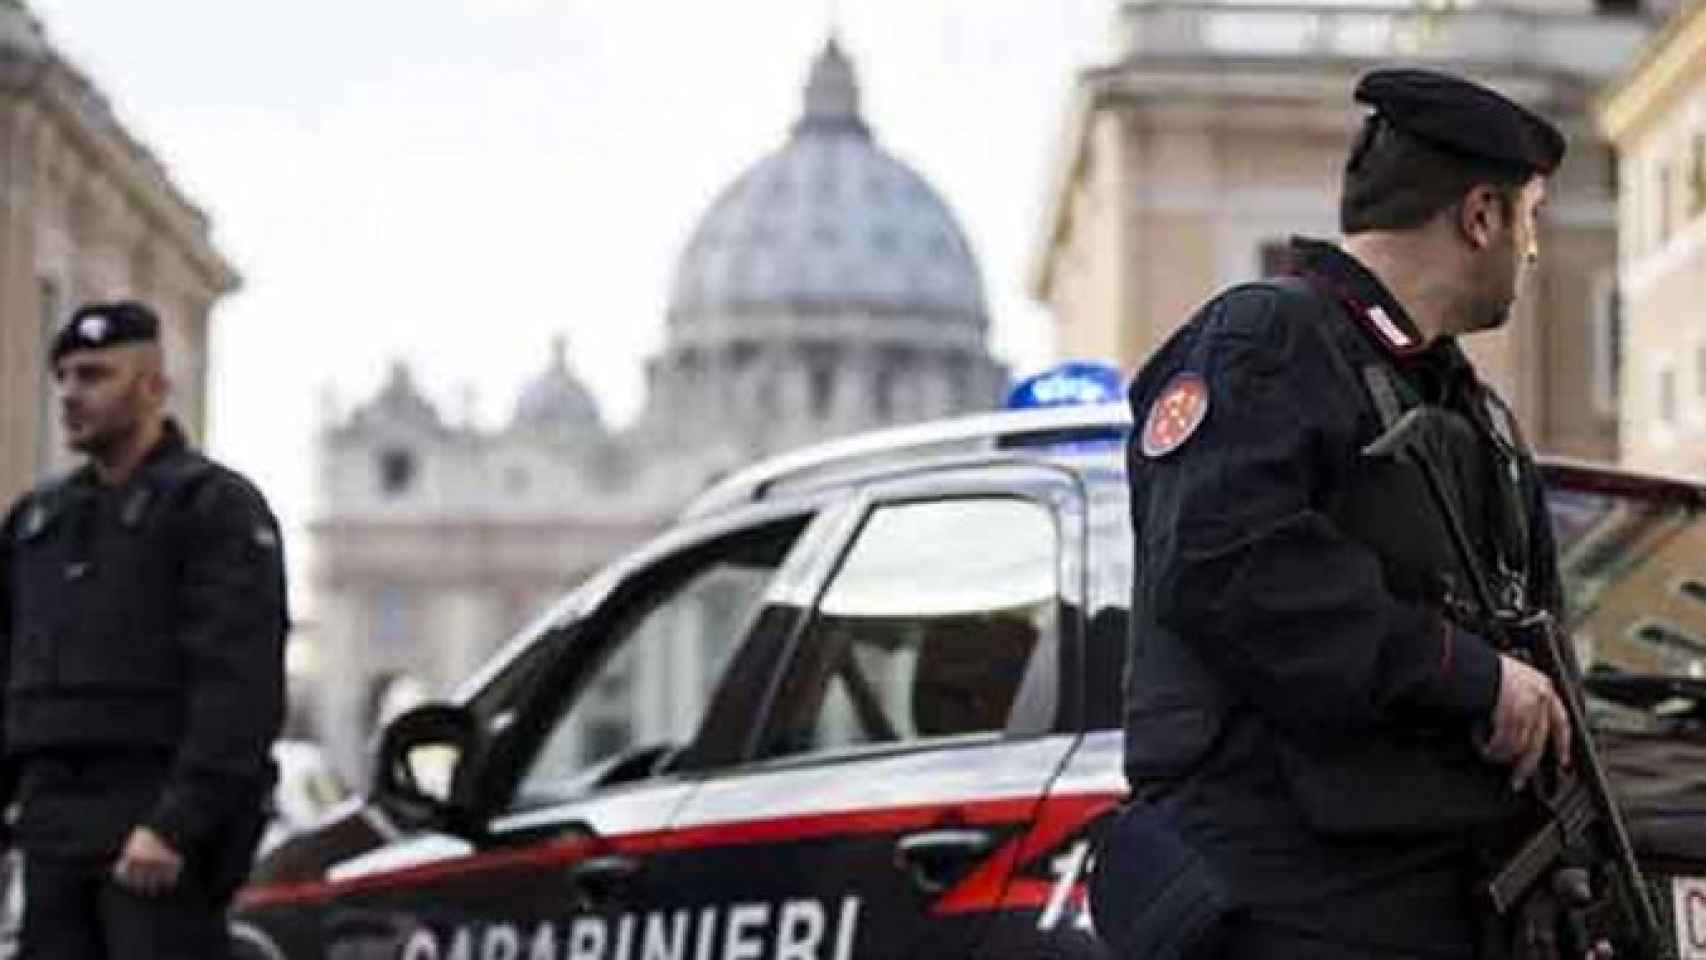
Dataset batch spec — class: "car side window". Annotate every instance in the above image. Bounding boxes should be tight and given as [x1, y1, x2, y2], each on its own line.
[762, 497, 1059, 759]
[506, 520, 805, 811]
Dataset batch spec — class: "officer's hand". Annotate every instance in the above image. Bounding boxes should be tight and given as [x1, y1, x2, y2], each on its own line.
[112, 826, 183, 897]
[1483, 654, 1571, 791]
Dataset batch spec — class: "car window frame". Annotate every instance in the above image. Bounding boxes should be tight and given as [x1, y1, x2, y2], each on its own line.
[739, 459, 1091, 770]
[462, 499, 842, 818]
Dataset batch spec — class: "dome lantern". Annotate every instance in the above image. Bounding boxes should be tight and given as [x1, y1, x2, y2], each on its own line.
[795, 36, 868, 138]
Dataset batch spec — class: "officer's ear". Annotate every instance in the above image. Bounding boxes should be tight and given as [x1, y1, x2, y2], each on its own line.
[144, 369, 171, 409]
[1455, 184, 1505, 252]
[130, 344, 170, 408]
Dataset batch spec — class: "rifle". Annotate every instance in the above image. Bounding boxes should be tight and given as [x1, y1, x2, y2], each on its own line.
[1364, 407, 1662, 959]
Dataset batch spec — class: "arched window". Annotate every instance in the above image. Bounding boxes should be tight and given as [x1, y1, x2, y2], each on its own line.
[378, 448, 416, 496]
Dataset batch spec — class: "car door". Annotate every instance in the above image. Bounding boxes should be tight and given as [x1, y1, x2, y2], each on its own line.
[309, 506, 831, 960]
[661, 464, 1091, 960]
[977, 468, 1135, 959]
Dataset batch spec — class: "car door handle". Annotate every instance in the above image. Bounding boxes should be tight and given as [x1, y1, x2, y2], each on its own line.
[567, 854, 642, 907]
[894, 828, 997, 894]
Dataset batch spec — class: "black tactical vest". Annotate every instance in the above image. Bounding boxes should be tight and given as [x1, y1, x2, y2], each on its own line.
[5, 450, 212, 755]
[1126, 278, 1541, 837]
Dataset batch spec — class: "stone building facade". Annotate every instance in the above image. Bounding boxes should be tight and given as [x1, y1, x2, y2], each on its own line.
[1029, 0, 1660, 463]
[0, 1, 238, 500]
[310, 40, 1007, 784]
[1599, 0, 1706, 479]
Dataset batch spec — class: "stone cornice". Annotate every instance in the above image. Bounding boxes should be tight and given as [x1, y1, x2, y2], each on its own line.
[1027, 55, 1608, 306]
[2, 47, 239, 294]
[1597, 0, 1706, 146]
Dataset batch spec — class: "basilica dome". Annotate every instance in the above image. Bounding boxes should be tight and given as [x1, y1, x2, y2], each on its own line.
[637, 37, 1007, 467]
[667, 38, 986, 320]
[510, 336, 603, 437]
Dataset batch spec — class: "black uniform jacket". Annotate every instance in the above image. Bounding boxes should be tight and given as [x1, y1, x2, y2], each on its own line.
[1123, 239, 1560, 951]
[0, 420, 288, 857]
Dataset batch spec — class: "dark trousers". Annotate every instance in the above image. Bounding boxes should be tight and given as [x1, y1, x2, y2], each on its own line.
[1220, 916, 1477, 960]
[13, 756, 265, 960]
[20, 854, 234, 960]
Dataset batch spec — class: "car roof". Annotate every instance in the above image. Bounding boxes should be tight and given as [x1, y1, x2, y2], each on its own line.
[683, 403, 1132, 519]
[683, 402, 1706, 519]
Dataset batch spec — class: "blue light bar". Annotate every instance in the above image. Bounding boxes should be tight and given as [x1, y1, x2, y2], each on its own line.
[1004, 360, 1126, 410]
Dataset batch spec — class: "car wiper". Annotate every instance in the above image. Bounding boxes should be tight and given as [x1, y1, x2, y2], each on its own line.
[1584, 666, 1706, 721]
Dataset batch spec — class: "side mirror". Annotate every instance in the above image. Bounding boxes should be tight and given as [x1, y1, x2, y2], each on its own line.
[373, 703, 484, 835]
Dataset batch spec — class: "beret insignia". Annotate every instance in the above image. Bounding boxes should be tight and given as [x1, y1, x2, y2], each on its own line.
[78, 315, 109, 343]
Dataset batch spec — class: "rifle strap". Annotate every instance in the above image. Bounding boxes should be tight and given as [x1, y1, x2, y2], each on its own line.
[1362, 365, 1407, 431]
[1269, 276, 1414, 432]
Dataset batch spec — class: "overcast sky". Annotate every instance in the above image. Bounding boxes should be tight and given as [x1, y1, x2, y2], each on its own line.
[27, 0, 1114, 605]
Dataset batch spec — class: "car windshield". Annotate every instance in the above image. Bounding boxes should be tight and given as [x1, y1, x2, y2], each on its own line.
[1551, 482, 1706, 676]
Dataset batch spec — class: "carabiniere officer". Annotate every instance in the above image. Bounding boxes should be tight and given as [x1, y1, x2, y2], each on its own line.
[0, 300, 287, 959]
[1104, 68, 1587, 959]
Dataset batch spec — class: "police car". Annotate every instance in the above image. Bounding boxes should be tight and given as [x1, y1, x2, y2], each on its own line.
[229, 365, 1706, 960]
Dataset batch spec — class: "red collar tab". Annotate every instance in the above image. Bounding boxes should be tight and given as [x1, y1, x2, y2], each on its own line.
[1295, 261, 1427, 359]
[1362, 304, 1425, 356]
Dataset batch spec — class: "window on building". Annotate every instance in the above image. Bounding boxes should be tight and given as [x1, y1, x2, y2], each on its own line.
[378, 448, 416, 496]
[1691, 134, 1706, 219]
[1591, 275, 1622, 416]
[810, 362, 835, 419]
[1258, 240, 1293, 278]
[1628, 162, 1646, 259]
[1659, 366, 1679, 426]
[373, 586, 413, 655]
[1658, 162, 1674, 244]
[873, 367, 895, 421]
[947, 358, 971, 410]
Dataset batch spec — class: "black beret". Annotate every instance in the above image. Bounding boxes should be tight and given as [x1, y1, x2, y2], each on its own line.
[1354, 68, 1565, 175]
[49, 300, 160, 366]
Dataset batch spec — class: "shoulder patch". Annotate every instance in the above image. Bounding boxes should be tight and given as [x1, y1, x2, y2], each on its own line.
[1140, 372, 1210, 459]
